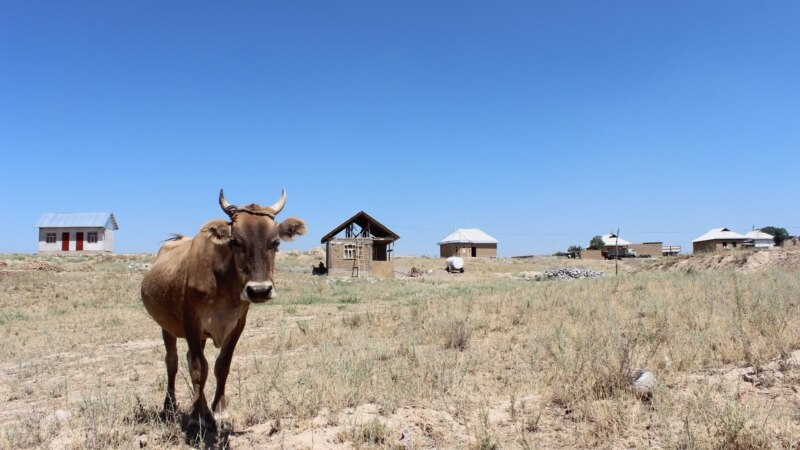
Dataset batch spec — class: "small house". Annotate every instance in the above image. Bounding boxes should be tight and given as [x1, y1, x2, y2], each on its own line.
[692, 228, 747, 253]
[320, 211, 399, 278]
[744, 229, 774, 249]
[36, 212, 119, 253]
[438, 229, 498, 258]
[601, 233, 631, 258]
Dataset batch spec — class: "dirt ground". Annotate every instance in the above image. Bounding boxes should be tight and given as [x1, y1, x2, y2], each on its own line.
[644, 246, 800, 273]
[1, 250, 799, 449]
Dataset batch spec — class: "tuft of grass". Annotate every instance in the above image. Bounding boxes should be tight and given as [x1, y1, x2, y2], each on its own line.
[471, 409, 499, 450]
[356, 417, 388, 445]
[441, 318, 471, 351]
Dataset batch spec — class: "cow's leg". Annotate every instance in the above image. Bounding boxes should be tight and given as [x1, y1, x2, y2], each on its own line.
[185, 334, 215, 431]
[161, 329, 179, 420]
[211, 317, 246, 414]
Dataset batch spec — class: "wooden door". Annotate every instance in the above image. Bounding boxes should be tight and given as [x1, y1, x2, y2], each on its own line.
[61, 232, 70, 251]
[76, 232, 84, 251]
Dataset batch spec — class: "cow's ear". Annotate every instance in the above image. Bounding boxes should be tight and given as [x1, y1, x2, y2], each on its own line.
[206, 221, 233, 244]
[278, 217, 307, 241]
[187, 221, 233, 298]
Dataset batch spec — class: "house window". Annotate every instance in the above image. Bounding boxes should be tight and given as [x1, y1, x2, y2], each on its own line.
[87, 232, 98, 243]
[343, 244, 357, 260]
[46, 233, 56, 244]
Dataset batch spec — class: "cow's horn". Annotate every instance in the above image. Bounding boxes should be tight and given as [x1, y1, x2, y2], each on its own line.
[219, 189, 238, 217]
[266, 189, 287, 216]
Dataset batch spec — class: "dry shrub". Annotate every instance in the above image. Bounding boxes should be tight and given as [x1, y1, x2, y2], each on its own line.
[666, 387, 776, 450]
[471, 409, 499, 450]
[351, 417, 388, 446]
[441, 318, 472, 351]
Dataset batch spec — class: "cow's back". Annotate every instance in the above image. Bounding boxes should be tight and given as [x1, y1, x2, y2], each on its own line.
[141, 236, 193, 337]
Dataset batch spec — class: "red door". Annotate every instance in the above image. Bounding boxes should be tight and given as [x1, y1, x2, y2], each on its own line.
[61, 232, 70, 251]
[76, 232, 84, 251]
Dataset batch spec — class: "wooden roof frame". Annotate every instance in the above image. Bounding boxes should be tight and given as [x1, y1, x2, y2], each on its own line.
[320, 211, 400, 244]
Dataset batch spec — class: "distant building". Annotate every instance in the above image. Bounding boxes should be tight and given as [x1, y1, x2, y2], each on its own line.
[36, 212, 119, 253]
[692, 228, 747, 253]
[320, 211, 399, 278]
[582, 233, 631, 259]
[583, 234, 671, 259]
[744, 229, 775, 249]
[438, 229, 498, 258]
[601, 233, 631, 247]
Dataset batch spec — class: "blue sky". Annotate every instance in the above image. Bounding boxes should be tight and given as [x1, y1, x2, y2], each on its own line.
[2, 1, 798, 256]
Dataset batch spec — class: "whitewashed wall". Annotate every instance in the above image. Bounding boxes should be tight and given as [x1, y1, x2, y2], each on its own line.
[753, 239, 774, 248]
[103, 229, 114, 252]
[38, 227, 114, 253]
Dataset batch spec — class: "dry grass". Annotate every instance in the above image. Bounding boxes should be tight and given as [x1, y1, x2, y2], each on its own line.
[1, 251, 800, 448]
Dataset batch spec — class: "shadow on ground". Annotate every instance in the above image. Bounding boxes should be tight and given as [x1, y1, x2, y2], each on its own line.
[129, 398, 240, 449]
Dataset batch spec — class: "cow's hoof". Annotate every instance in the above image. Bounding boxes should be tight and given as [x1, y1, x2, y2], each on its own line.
[158, 408, 178, 423]
[218, 420, 234, 435]
[187, 414, 217, 436]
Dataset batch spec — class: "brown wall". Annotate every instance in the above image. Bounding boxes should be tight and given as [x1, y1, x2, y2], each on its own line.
[692, 239, 747, 253]
[439, 243, 497, 258]
[326, 240, 371, 274]
[629, 242, 662, 258]
[325, 239, 394, 277]
[581, 249, 604, 260]
[371, 261, 394, 278]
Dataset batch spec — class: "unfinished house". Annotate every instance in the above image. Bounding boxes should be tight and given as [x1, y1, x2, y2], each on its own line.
[320, 211, 400, 278]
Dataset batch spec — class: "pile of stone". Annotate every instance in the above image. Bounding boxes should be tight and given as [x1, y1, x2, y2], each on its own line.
[127, 263, 151, 271]
[542, 267, 605, 280]
[20, 260, 62, 272]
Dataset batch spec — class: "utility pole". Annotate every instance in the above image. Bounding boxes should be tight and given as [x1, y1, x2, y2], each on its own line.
[615, 228, 620, 276]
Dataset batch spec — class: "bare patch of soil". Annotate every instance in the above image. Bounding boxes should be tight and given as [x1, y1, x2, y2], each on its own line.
[644, 248, 800, 273]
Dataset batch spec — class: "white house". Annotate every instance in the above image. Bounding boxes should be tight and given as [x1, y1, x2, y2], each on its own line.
[36, 212, 119, 253]
[744, 229, 775, 249]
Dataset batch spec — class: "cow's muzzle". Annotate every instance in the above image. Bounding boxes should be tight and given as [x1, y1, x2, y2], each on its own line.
[241, 281, 275, 303]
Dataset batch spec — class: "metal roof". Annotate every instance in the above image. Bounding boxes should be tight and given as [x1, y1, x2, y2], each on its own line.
[36, 212, 119, 230]
[692, 227, 746, 243]
[601, 233, 631, 246]
[438, 229, 498, 245]
[744, 230, 774, 240]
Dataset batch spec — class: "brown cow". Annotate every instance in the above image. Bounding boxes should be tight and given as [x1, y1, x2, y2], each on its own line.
[141, 189, 306, 432]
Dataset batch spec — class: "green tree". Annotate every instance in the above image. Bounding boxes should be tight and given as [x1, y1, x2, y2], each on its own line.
[759, 226, 790, 246]
[588, 235, 605, 250]
[568, 245, 583, 253]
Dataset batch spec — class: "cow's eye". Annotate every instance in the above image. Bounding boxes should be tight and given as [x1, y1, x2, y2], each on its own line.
[271, 240, 280, 250]
[229, 238, 240, 247]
